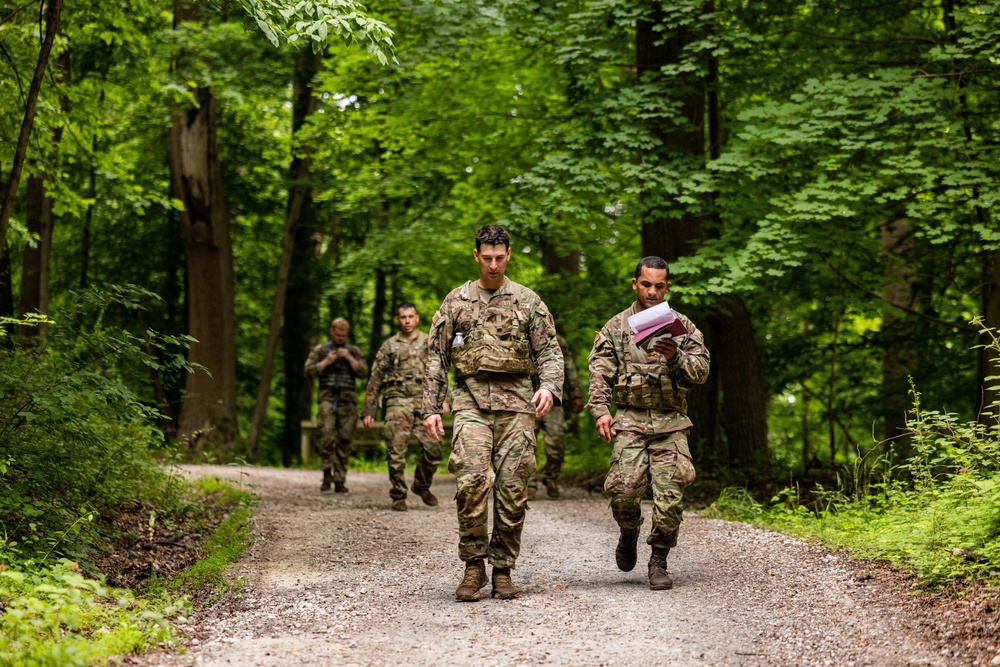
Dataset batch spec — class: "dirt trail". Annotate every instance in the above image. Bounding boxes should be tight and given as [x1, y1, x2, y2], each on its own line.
[138, 465, 973, 666]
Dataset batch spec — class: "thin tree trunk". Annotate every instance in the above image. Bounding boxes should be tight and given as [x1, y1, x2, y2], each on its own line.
[247, 51, 323, 458]
[828, 308, 842, 463]
[0, 241, 13, 329]
[880, 218, 916, 450]
[170, 3, 238, 449]
[0, 0, 63, 251]
[983, 249, 1000, 418]
[18, 174, 51, 338]
[280, 50, 325, 466]
[370, 267, 388, 363]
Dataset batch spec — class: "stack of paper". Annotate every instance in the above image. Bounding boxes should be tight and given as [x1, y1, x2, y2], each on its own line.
[627, 301, 688, 349]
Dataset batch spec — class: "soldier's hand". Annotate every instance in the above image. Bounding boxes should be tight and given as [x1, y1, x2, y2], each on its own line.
[572, 397, 585, 415]
[651, 337, 678, 360]
[531, 388, 554, 419]
[423, 414, 445, 442]
[335, 348, 350, 360]
[596, 414, 615, 443]
[362, 415, 374, 429]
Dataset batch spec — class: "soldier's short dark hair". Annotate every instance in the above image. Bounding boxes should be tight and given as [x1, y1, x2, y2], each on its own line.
[634, 256, 669, 279]
[475, 225, 510, 251]
[397, 302, 417, 314]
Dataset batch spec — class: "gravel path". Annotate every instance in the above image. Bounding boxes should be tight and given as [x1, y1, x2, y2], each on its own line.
[138, 465, 973, 666]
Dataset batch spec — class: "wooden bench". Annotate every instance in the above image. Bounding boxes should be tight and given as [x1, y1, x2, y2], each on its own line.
[300, 418, 454, 465]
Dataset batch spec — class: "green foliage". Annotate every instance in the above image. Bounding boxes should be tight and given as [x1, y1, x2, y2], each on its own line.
[159, 479, 256, 600]
[0, 286, 194, 566]
[710, 329, 1000, 587]
[0, 560, 181, 667]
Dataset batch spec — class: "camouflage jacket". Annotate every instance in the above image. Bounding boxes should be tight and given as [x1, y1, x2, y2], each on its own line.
[587, 303, 710, 435]
[304, 340, 369, 403]
[361, 330, 432, 417]
[422, 277, 564, 416]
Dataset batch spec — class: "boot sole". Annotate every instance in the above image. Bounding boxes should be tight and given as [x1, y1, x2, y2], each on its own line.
[649, 582, 673, 590]
[455, 591, 483, 601]
[491, 589, 520, 600]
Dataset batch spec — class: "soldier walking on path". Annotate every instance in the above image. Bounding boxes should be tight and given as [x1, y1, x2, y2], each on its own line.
[362, 303, 448, 512]
[587, 257, 710, 590]
[529, 333, 584, 499]
[422, 225, 564, 601]
[305, 318, 369, 493]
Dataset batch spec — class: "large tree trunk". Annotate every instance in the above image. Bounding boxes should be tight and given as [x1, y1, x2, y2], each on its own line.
[18, 174, 53, 338]
[636, 5, 769, 475]
[0, 0, 63, 251]
[248, 49, 323, 460]
[169, 9, 238, 450]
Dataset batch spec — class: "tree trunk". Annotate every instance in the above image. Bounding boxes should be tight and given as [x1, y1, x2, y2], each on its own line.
[0, 241, 13, 329]
[18, 174, 53, 338]
[281, 49, 323, 466]
[247, 49, 323, 459]
[982, 248, 1000, 418]
[879, 218, 917, 451]
[636, 8, 719, 463]
[169, 33, 238, 450]
[0, 0, 63, 251]
[370, 267, 388, 363]
[541, 238, 581, 276]
[708, 298, 770, 472]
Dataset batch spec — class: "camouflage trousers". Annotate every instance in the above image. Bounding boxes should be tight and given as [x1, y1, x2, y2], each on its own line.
[449, 407, 536, 569]
[317, 393, 358, 483]
[529, 408, 567, 489]
[384, 401, 442, 501]
[604, 429, 696, 550]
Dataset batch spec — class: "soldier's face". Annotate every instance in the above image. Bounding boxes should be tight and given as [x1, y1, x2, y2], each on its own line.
[632, 267, 670, 310]
[397, 307, 419, 334]
[473, 243, 510, 287]
[330, 326, 349, 345]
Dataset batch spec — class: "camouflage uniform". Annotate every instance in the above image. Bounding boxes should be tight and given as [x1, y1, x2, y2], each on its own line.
[533, 335, 584, 485]
[362, 330, 442, 501]
[587, 304, 709, 550]
[304, 341, 369, 483]
[423, 277, 564, 568]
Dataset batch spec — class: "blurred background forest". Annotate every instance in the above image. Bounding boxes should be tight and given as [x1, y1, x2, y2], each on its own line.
[3, 0, 999, 484]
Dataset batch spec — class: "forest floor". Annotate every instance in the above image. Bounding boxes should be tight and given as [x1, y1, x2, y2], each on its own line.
[131, 465, 999, 667]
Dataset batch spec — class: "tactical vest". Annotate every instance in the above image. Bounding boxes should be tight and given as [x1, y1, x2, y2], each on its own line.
[383, 335, 428, 399]
[613, 312, 690, 413]
[452, 281, 532, 378]
[319, 342, 357, 392]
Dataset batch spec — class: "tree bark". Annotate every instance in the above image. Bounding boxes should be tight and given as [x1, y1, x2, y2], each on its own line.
[0, 241, 13, 331]
[982, 248, 1000, 418]
[879, 218, 916, 450]
[18, 174, 53, 338]
[636, 4, 769, 474]
[281, 50, 326, 467]
[370, 267, 388, 363]
[169, 4, 238, 449]
[0, 0, 63, 251]
[247, 49, 323, 459]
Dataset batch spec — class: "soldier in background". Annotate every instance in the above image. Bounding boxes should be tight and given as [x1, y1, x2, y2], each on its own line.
[362, 303, 448, 512]
[422, 225, 564, 602]
[587, 257, 710, 590]
[304, 318, 369, 493]
[529, 333, 585, 499]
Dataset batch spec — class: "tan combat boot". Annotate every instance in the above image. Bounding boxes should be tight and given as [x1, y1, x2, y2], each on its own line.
[320, 468, 333, 492]
[544, 478, 560, 498]
[648, 548, 673, 590]
[334, 481, 348, 493]
[615, 527, 640, 572]
[491, 567, 519, 599]
[455, 559, 488, 602]
[391, 499, 407, 511]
